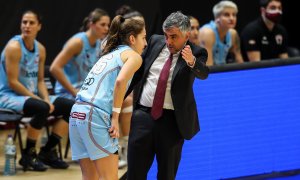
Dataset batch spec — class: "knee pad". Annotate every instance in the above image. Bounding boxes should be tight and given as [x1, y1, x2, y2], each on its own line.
[29, 102, 50, 129]
[52, 97, 74, 123]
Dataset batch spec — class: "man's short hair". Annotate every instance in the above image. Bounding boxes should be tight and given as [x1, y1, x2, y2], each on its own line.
[259, 0, 281, 8]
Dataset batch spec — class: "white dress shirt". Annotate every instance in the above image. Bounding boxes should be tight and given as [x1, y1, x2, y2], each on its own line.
[139, 46, 180, 110]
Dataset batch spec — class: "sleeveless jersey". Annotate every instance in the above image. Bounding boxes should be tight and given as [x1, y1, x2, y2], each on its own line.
[54, 32, 101, 95]
[0, 35, 39, 95]
[201, 20, 232, 65]
[76, 45, 132, 114]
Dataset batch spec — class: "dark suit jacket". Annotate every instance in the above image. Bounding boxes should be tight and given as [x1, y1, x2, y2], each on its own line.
[127, 34, 209, 140]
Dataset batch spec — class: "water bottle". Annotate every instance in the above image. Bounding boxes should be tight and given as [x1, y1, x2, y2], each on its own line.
[3, 134, 16, 176]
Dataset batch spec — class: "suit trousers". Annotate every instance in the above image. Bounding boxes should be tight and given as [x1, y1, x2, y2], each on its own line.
[127, 104, 184, 180]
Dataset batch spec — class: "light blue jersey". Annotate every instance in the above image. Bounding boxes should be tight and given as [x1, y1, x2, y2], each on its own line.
[69, 45, 132, 160]
[0, 35, 39, 95]
[0, 35, 41, 112]
[76, 45, 131, 114]
[54, 32, 101, 99]
[201, 20, 232, 65]
[0, 35, 57, 112]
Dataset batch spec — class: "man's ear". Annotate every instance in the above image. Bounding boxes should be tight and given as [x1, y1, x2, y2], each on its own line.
[185, 31, 191, 41]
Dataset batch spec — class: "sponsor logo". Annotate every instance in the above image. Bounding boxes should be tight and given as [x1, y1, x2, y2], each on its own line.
[84, 77, 94, 86]
[70, 112, 86, 120]
[25, 71, 38, 77]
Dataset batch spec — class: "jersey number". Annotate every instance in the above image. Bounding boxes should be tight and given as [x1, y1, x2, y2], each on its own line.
[92, 61, 107, 75]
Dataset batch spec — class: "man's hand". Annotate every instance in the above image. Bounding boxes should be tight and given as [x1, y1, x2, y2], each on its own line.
[181, 45, 195, 67]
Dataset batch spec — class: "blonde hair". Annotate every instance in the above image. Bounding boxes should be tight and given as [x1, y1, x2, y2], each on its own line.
[213, 1, 238, 18]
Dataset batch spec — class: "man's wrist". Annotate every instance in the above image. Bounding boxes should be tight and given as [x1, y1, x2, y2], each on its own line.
[187, 57, 196, 68]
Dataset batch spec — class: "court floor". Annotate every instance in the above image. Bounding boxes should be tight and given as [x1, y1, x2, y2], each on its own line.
[1, 127, 299, 180]
[0, 128, 127, 179]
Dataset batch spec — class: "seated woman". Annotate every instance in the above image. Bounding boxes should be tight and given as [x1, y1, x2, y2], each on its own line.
[0, 10, 74, 171]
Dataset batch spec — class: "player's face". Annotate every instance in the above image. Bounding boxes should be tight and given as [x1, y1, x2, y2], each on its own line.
[132, 28, 147, 55]
[21, 12, 41, 39]
[92, 15, 110, 40]
[217, 7, 237, 29]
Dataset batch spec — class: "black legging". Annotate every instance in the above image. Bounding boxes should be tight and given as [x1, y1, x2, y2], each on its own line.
[23, 97, 74, 129]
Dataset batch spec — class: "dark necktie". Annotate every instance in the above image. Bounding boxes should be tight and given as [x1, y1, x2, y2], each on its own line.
[151, 53, 173, 120]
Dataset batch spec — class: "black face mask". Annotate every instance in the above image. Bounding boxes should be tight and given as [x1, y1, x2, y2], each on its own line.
[265, 9, 282, 24]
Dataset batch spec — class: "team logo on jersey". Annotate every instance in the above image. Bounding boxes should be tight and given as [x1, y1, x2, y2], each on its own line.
[275, 34, 283, 45]
[34, 55, 39, 64]
[248, 39, 256, 45]
[261, 36, 269, 45]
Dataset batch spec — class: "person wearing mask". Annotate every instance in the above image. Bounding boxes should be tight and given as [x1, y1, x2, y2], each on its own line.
[50, 8, 110, 99]
[199, 0, 243, 65]
[69, 15, 147, 180]
[0, 10, 74, 171]
[241, 0, 288, 61]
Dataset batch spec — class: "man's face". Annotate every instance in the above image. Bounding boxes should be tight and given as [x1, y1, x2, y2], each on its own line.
[164, 27, 189, 54]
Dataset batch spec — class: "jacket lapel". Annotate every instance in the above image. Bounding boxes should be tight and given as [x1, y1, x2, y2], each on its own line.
[144, 38, 165, 73]
[171, 55, 185, 83]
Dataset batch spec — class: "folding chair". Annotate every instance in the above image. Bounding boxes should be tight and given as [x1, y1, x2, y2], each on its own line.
[0, 108, 24, 161]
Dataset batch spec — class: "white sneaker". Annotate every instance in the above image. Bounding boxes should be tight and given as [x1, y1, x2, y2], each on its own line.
[118, 159, 127, 169]
[118, 146, 127, 169]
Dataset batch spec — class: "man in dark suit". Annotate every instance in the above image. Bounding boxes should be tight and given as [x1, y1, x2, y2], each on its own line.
[126, 11, 209, 180]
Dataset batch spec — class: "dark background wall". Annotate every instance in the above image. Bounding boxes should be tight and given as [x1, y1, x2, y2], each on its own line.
[0, 0, 297, 65]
